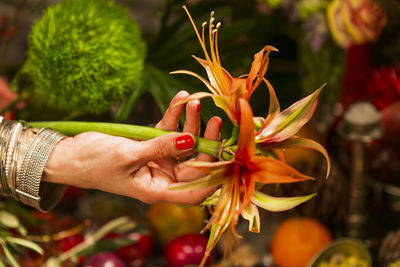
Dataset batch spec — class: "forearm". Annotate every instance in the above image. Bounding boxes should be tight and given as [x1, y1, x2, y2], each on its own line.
[0, 116, 66, 211]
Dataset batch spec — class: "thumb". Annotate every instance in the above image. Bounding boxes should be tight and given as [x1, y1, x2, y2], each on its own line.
[136, 133, 195, 163]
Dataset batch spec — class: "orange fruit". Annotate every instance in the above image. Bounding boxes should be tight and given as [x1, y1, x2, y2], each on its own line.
[271, 217, 332, 267]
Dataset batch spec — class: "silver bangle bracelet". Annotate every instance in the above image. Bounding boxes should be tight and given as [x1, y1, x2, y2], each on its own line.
[17, 128, 66, 211]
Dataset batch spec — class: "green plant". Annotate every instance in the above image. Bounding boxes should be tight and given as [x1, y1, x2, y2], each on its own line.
[11, 0, 146, 116]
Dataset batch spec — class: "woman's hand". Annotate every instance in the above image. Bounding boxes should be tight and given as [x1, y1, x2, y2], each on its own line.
[43, 91, 222, 204]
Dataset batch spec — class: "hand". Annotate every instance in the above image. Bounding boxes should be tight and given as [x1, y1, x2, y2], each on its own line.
[43, 91, 222, 204]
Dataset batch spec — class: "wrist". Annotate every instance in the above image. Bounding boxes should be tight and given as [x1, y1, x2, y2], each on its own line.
[43, 136, 75, 185]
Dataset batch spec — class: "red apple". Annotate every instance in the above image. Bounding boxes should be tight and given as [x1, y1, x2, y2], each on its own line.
[165, 234, 213, 267]
[105, 231, 153, 266]
[84, 252, 125, 267]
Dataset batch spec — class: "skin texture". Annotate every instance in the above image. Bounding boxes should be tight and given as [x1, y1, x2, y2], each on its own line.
[43, 91, 222, 204]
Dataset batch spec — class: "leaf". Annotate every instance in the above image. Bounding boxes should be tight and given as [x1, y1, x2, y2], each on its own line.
[0, 210, 20, 229]
[0, 258, 6, 267]
[170, 169, 225, 191]
[76, 239, 134, 257]
[16, 225, 27, 237]
[43, 257, 62, 267]
[1, 243, 19, 267]
[5, 237, 43, 255]
[256, 85, 325, 143]
[260, 136, 330, 178]
[251, 191, 316, 212]
[241, 203, 260, 233]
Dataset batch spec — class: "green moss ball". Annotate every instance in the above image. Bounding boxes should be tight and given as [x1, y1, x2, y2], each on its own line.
[14, 0, 146, 115]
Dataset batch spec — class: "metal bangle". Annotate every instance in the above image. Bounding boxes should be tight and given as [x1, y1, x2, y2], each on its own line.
[0, 121, 14, 196]
[17, 128, 65, 210]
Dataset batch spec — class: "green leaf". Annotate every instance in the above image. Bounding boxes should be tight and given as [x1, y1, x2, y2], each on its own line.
[16, 225, 27, 237]
[0, 211, 20, 229]
[256, 85, 325, 143]
[2, 243, 19, 267]
[5, 237, 43, 255]
[76, 239, 134, 257]
[251, 191, 316, 212]
[43, 257, 62, 267]
[0, 258, 6, 267]
[170, 169, 225, 191]
[260, 136, 330, 178]
[241, 203, 260, 233]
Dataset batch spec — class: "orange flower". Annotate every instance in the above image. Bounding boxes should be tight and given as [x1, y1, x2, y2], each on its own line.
[171, 99, 317, 266]
[171, 6, 278, 125]
[255, 82, 331, 177]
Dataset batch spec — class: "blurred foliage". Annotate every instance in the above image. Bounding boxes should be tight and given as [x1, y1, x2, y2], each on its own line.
[0, 0, 398, 133]
[10, 0, 146, 117]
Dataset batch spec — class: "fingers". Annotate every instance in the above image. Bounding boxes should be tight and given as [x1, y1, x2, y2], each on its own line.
[174, 116, 222, 182]
[196, 116, 222, 162]
[156, 90, 189, 130]
[135, 133, 195, 163]
[182, 100, 201, 136]
[160, 187, 215, 205]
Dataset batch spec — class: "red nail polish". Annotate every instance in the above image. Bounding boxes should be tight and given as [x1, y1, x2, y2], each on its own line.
[219, 120, 222, 131]
[196, 102, 201, 112]
[176, 135, 194, 150]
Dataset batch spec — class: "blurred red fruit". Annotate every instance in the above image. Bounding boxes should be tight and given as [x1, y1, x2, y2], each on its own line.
[165, 234, 212, 267]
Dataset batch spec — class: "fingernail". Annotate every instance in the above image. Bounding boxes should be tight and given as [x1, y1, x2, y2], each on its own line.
[197, 101, 201, 113]
[219, 120, 222, 131]
[176, 135, 195, 150]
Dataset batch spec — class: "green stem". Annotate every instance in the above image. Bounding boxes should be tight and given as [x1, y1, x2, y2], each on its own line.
[223, 126, 239, 147]
[28, 121, 233, 160]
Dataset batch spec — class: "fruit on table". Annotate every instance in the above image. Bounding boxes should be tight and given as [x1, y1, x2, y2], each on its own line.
[146, 203, 206, 246]
[165, 233, 212, 267]
[84, 252, 125, 267]
[105, 231, 153, 265]
[271, 217, 332, 267]
[317, 253, 368, 267]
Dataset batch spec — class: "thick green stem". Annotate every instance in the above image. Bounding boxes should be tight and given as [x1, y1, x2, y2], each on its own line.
[28, 121, 233, 160]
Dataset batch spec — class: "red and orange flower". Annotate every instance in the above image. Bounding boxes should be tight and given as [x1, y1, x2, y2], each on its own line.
[171, 6, 278, 126]
[170, 6, 330, 266]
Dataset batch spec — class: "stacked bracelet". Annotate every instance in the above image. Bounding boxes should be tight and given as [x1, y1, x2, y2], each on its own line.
[0, 117, 66, 211]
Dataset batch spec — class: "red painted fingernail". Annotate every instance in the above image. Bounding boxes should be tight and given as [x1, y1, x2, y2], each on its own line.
[175, 135, 194, 150]
[219, 120, 222, 131]
[196, 102, 201, 112]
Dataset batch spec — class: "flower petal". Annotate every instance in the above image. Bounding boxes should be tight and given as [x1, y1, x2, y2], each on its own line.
[251, 191, 316, 212]
[201, 189, 221, 206]
[241, 202, 260, 233]
[256, 84, 325, 143]
[260, 136, 330, 178]
[252, 156, 315, 184]
[246, 45, 278, 96]
[170, 70, 220, 95]
[180, 160, 233, 172]
[236, 98, 255, 159]
[169, 169, 225, 191]
[192, 55, 233, 95]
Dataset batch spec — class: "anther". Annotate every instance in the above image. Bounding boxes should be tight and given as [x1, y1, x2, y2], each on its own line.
[202, 22, 207, 27]
[212, 29, 217, 34]
[210, 11, 215, 17]
[210, 17, 215, 24]
[216, 22, 221, 28]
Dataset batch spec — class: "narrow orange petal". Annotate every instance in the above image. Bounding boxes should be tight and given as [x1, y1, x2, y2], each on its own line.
[252, 156, 314, 184]
[193, 55, 233, 94]
[236, 98, 255, 159]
